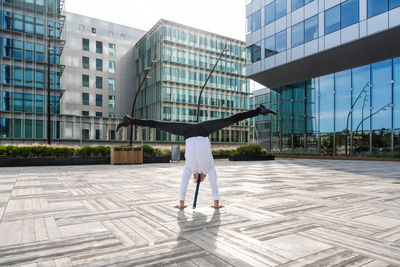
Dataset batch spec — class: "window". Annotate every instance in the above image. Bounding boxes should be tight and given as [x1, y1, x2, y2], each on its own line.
[109, 61, 115, 73]
[276, 30, 287, 52]
[95, 112, 102, 117]
[82, 75, 89, 87]
[96, 58, 103, 71]
[291, 22, 304, 47]
[325, 0, 359, 34]
[265, 2, 275, 25]
[341, 0, 359, 28]
[276, 0, 287, 19]
[109, 113, 115, 118]
[92, 27, 96, 33]
[95, 129, 100, 140]
[82, 93, 89, 105]
[109, 43, 115, 56]
[108, 78, 115, 91]
[96, 41, 102, 53]
[247, 9, 261, 33]
[82, 56, 89, 69]
[368, 0, 388, 18]
[265, 35, 276, 58]
[82, 38, 89, 51]
[82, 110, 89, 116]
[108, 95, 115, 108]
[82, 129, 89, 140]
[248, 42, 261, 63]
[96, 76, 102, 89]
[390, 0, 400, 9]
[96, 94, 102, 106]
[325, 5, 340, 34]
[292, 0, 313, 11]
[304, 15, 318, 42]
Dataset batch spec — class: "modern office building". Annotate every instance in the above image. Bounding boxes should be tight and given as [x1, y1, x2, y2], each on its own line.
[60, 12, 145, 141]
[246, 0, 400, 154]
[250, 88, 275, 150]
[134, 19, 251, 144]
[0, 0, 65, 140]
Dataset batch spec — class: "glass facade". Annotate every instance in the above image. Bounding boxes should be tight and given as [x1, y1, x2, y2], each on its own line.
[270, 57, 400, 155]
[135, 21, 250, 143]
[0, 0, 65, 140]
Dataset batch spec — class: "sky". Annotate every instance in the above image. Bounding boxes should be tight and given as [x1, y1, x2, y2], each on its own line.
[65, 0, 247, 41]
[65, 0, 265, 91]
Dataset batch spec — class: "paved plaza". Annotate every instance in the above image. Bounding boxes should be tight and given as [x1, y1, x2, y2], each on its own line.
[0, 159, 400, 266]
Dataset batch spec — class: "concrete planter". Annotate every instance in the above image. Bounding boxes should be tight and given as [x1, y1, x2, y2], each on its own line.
[110, 147, 143, 164]
[0, 156, 109, 167]
[143, 155, 170, 163]
[229, 155, 275, 161]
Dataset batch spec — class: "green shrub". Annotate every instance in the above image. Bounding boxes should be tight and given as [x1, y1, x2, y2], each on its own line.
[94, 146, 110, 156]
[76, 146, 93, 157]
[0, 145, 6, 156]
[142, 144, 155, 156]
[232, 144, 269, 157]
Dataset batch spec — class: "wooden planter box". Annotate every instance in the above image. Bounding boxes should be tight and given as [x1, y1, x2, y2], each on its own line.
[110, 147, 143, 164]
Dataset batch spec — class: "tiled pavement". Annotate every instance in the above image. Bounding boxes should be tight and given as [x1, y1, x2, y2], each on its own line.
[0, 159, 400, 266]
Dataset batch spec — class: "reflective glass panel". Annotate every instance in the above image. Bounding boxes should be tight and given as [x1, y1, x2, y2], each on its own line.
[109, 43, 115, 56]
[276, 0, 287, 19]
[82, 56, 89, 69]
[265, 2, 275, 25]
[96, 58, 102, 71]
[291, 22, 304, 47]
[82, 74, 89, 87]
[249, 42, 261, 63]
[292, 0, 303, 11]
[108, 78, 115, 91]
[96, 41, 103, 54]
[334, 70, 351, 132]
[390, 0, 400, 9]
[305, 15, 318, 42]
[341, 0, 359, 28]
[371, 60, 392, 130]
[319, 74, 334, 133]
[82, 93, 89, 105]
[325, 5, 340, 34]
[251, 9, 261, 32]
[394, 58, 400, 129]
[265, 35, 276, 58]
[276, 30, 287, 52]
[352, 65, 371, 132]
[368, 0, 388, 18]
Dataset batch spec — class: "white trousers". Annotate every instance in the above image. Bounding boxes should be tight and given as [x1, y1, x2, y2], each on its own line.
[179, 163, 220, 201]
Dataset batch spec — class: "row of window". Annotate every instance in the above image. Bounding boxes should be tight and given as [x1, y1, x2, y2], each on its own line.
[248, 0, 359, 62]
[81, 111, 115, 118]
[0, 92, 60, 114]
[81, 75, 115, 91]
[1, 118, 60, 139]
[1, 65, 61, 89]
[1, 11, 61, 38]
[1, 37, 61, 64]
[81, 93, 115, 109]
[161, 66, 250, 93]
[247, 0, 314, 33]
[162, 46, 245, 76]
[162, 86, 249, 110]
[159, 26, 246, 59]
[82, 38, 115, 56]
[82, 56, 115, 73]
[1, 0, 60, 14]
[247, 0, 400, 34]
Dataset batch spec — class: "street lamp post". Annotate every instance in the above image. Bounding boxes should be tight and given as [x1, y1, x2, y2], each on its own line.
[47, 25, 53, 145]
[345, 81, 370, 156]
[129, 57, 157, 145]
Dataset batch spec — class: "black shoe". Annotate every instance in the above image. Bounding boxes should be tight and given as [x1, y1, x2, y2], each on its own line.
[116, 114, 133, 132]
[256, 104, 277, 116]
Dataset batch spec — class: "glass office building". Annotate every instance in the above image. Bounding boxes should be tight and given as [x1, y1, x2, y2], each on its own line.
[250, 88, 275, 150]
[246, 0, 400, 155]
[0, 0, 65, 140]
[134, 19, 250, 143]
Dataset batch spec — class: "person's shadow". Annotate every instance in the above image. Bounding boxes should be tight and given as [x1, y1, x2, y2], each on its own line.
[176, 208, 221, 254]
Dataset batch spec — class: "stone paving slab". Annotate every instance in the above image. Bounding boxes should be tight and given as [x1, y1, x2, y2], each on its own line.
[0, 159, 400, 266]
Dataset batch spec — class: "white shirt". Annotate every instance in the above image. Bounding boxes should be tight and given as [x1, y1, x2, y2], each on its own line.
[184, 136, 214, 174]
